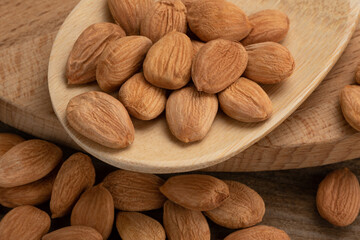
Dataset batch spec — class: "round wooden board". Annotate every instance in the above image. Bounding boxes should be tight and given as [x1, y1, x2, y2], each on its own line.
[48, 0, 359, 173]
[0, 0, 360, 172]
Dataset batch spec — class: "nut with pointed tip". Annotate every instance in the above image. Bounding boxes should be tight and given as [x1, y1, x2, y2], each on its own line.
[187, 0, 252, 42]
[166, 86, 218, 143]
[0, 139, 62, 188]
[67, 23, 125, 85]
[0, 205, 51, 240]
[66, 91, 135, 148]
[50, 152, 95, 218]
[42, 226, 103, 240]
[224, 225, 290, 240]
[0, 133, 24, 157]
[140, 0, 187, 43]
[316, 168, 360, 226]
[340, 85, 360, 131]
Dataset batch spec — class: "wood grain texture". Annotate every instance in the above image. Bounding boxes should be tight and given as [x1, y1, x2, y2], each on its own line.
[1, 0, 360, 172]
[48, 0, 360, 173]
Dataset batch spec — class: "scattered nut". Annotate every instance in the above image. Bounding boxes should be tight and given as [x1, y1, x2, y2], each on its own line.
[224, 225, 290, 240]
[0, 133, 24, 157]
[340, 85, 360, 131]
[42, 226, 103, 240]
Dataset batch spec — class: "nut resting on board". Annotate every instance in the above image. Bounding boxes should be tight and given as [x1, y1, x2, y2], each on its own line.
[62, 0, 295, 148]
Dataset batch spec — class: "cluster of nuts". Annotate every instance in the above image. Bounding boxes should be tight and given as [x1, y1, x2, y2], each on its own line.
[0, 133, 359, 239]
[65, 0, 295, 149]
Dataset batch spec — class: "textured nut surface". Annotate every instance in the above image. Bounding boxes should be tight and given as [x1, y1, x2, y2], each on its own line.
[96, 36, 152, 92]
[102, 170, 166, 211]
[66, 91, 135, 148]
[205, 180, 265, 229]
[244, 42, 295, 84]
[108, 0, 154, 35]
[67, 22, 125, 85]
[42, 226, 103, 240]
[50, 152, 95, 218]
[187, 0, 252, 42]
[340, 85, 360, 131]
[116, 212, 166, 240]
[356, 64, 360, 84]
[191, 40, 205, 59]
[242, 9, 290, 46]
[166, 86, 218, 143]
[224, 225, 290, 240]
[119, 73, 166, 120]
[160, 174, 229, 211]
[0, 169, 57, 208]
[0, 205, 50, 240]
[71, 185, 114, 239]
[218, 77, 272, 122]
[192, 39, 248, 93]
[163, 200, 210, 240]
[0, 133, 24, 157]
[143, 31, 192, 89]
[316, 168, 360, 226]
[140, 0, 187, 43]
[0, 139, 62, 188]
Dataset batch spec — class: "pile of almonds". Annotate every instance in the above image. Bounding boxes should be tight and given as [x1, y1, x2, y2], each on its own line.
[1, 133, 360, 239]
[65, 0, 295, 149]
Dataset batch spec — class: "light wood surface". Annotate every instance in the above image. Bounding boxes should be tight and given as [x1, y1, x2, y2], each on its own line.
[48, 0, 360, 173]
[1, 0, 360, 172]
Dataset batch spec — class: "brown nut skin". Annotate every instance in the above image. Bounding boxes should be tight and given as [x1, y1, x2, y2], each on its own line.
[116, 212, 166, 240]
[143, 31, 192, 90]
[96, 36, 152, 92]
[160, 174, 229, 211]
[140, 0, 187, 43]
[67, 23, 125, 85]
[166, 86, 218, 143]
[119, 73, 167, 120]
[224, 225, 290, 240]
[316, 168, 360, 227]
[0, 133, 24, 157]
[244, 42, 295, 84]
[218, 77, 273, 122]
[191, 40, 205, 59]
[192, 39, 248, 94]
[187, 0, 252, 42]
[0, 139, 62, 188]
[108, 0, 154, 35]
[42, 226, 103, 240]
[66, 91, 135, 149]
[50, 152, 96, 219]
[204, 180, 265, 229]
[0, 205, 51, 240]
[356, 64, 360, 84]
[340, 85, 360, 131]
[241, 9, 290, 46]
[163, 200, 210, 240]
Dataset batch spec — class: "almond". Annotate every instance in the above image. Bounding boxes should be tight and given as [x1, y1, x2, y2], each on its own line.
[192, 39, 248, 93]
[42, 226, 102, 240]
[71, 185, 114, 239]
[119, 73, 166, 120]
[67, 22, 125, 85]
[96, 36, 152, 92]
[224, 225, 290, 240]
[0, 169, 57, 208]
[163, 200, 210, 240]
[0, 205, 50, 240]
[143, 31, 192, 89]
[116, 212, 166, 240]
[160, 174, 229, 211]
[66, 91, 135, 148]
[50, 152, 95, 218]
[166, 85, 218, 143]
[340, 85, 360, 131]
[102, 170, 166, 211]
[108, 0, 154, 35]
[205, 180, 265, 229]
[241, 9, 290, 46]
[0, 133, 24, 157]
[244, 42, 295, 84]
[218, 77, 272, 122]
[191, 40, 205, 59]
[356, 64, 360, 84]
[187, 0, 252, 42]
[0, 139, 62, 188]
[140, 0, 187, 43]
[316, 168, 360, 226]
